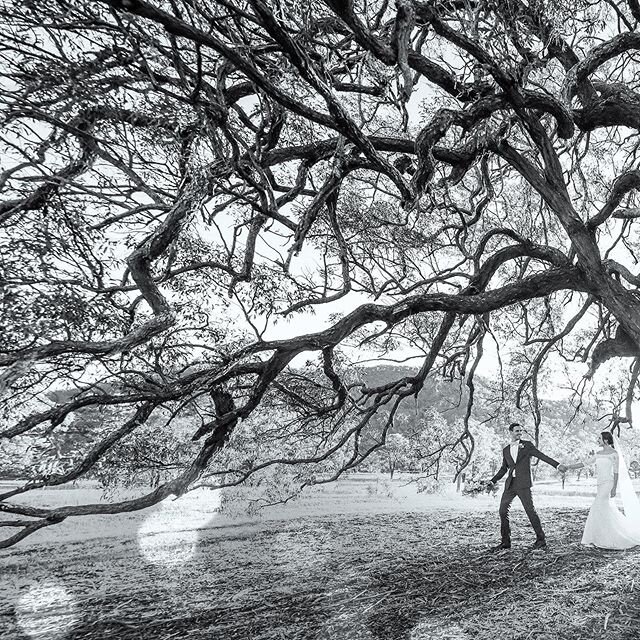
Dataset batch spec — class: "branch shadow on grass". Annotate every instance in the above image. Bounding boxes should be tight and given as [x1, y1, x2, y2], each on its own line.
[6, 508, 640, 640]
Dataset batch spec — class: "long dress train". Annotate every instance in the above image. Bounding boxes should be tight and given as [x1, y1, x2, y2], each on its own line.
[581, 453, 640, 549]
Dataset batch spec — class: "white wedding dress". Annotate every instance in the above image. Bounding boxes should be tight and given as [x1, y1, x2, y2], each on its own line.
[581, 452, 640, 549]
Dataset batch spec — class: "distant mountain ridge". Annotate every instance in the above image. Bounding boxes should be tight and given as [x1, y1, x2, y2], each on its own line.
[356, 364, 592, 433]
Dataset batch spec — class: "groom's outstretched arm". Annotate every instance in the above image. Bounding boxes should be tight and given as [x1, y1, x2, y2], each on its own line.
[531, 446, 560, 469]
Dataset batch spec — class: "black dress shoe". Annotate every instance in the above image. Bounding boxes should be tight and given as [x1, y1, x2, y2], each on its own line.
[490, 542, 511, 552]
[532, 539, 547, 549]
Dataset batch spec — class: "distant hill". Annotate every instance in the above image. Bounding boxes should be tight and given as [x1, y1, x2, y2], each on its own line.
[355, 364, 594, 435]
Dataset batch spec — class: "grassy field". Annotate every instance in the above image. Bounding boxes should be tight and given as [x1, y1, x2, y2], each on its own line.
[2, 475, 640, 640]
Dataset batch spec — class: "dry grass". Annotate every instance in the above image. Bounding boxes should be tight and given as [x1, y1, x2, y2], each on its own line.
[1, 482, 640, 639]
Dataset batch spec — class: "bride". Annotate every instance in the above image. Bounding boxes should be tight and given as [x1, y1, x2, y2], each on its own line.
[564, 432, 640, 549]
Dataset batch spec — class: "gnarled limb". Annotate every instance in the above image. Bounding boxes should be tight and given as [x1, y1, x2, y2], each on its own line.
[586, 325, 640, 379]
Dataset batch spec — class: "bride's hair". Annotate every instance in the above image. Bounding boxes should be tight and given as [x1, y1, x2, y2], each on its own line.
[601, 431, 614, 447]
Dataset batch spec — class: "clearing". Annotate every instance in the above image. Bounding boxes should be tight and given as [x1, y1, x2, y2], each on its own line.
[1, 475, 639, 640]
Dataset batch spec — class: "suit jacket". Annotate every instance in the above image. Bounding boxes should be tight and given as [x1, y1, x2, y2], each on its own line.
[490, 440, 559, 490]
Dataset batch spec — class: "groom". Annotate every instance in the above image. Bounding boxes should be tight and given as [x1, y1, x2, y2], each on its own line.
[487, 422, 567, 550]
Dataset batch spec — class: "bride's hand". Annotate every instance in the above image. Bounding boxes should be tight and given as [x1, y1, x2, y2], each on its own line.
[610, 488, 616, 498]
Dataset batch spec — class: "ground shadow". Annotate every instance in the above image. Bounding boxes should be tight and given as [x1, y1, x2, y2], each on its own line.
[4, 507, 634, 640]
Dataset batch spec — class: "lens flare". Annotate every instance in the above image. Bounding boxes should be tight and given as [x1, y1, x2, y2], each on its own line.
[15, 581, 79, 640]
[137, 488, 221, 566]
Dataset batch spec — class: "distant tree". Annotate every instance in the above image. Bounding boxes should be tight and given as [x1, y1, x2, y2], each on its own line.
[377, 433, 411, 479]
[459, 422, 502, 487]
[5, 0, 640, 546]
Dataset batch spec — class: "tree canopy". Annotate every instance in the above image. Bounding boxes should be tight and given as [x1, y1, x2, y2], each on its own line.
[3, 0, 640, 547]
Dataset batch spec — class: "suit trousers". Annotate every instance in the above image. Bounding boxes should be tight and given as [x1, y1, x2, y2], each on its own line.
[499, 484, 545, 543]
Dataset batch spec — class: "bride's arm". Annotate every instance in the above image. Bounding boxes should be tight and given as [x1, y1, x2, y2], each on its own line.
[612, 453, 620, 497]
[564, 455, 597, 471]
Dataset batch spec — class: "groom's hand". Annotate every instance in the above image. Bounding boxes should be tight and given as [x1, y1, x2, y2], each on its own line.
[557, 464, 568, 474]
[486, 481, 495, 493]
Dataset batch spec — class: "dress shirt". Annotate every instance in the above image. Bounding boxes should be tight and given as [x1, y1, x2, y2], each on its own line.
[510, 441, 520, 476]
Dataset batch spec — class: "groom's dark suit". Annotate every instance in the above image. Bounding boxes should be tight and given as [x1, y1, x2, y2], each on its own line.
[490, 440, 560, 544]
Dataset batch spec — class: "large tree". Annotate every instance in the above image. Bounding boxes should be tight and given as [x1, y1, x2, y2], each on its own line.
[3, 0, 640, 547]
